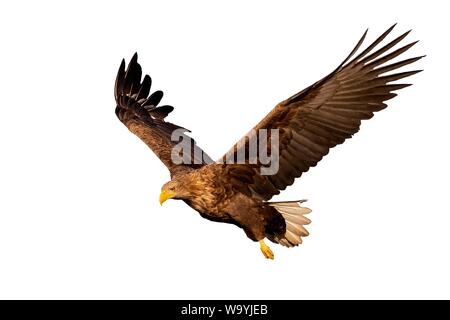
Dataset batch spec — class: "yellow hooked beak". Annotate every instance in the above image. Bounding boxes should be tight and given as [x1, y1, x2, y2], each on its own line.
[159, 189, 176, 205]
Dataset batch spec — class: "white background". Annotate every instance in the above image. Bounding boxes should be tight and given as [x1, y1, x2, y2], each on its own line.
[0, 0, 449, 299]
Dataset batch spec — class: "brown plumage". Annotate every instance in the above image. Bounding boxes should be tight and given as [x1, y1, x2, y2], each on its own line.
[114, 25, 423, 259]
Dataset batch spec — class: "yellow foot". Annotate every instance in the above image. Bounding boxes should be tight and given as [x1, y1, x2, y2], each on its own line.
[259, 240, 274, 260]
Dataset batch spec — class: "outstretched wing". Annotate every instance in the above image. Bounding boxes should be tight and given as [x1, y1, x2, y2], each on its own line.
[221, 25, 424, 200]
[115, 53, 212, 177]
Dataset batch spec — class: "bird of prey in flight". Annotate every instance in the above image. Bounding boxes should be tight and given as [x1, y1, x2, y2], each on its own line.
[114, 25, 422, 259]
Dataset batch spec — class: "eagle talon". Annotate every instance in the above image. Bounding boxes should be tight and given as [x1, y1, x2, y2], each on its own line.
[259, 240, 274, 260]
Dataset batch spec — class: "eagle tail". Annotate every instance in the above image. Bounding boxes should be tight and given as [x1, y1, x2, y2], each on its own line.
[268, 200, 312, 248]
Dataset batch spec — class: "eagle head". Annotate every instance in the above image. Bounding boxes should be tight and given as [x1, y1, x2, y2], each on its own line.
[159, 179, 192, 205]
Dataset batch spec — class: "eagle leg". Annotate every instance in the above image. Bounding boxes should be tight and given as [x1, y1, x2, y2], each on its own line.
[259, 240, 274, 260]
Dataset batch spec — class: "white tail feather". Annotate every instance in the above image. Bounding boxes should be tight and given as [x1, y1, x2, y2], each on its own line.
[268, 200, 312, 248]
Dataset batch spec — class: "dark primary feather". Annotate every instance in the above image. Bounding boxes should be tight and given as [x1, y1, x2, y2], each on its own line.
[114, 53, 212, 177]
[221, 25, 423, 200]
